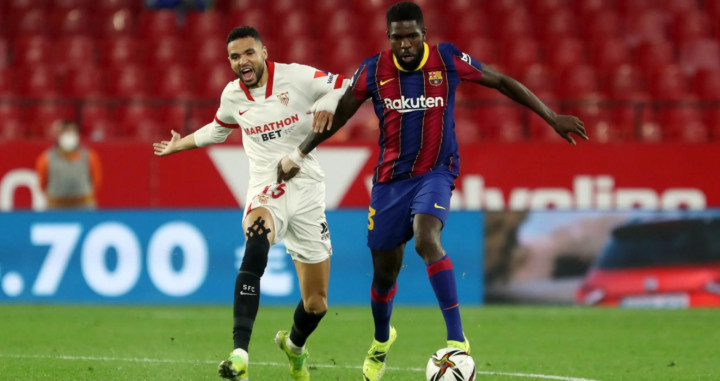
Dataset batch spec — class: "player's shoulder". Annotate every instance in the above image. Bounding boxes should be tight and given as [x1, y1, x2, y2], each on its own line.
[219, 79, 244, 100]
[436, 42, 462, 56]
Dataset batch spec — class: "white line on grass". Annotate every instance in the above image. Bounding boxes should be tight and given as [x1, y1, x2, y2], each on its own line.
[0, 353, 600, 381]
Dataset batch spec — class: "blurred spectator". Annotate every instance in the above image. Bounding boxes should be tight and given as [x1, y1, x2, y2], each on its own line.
[35, 119, 102, 209]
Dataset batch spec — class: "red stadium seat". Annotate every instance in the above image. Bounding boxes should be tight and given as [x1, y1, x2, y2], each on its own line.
[53, 8, 92, 36]
[146, 37, 186, 68]
[557, 65, 600, 100]
[24, 103, 77, 139]
[0, 104, 23, 141]
[635, 40, 674, 73]
[679, 39, 720, 76]
[98, 37, 144, 69]
[0, 68, 15, 97]
[194, 64, 233, 99]
[694, 69, 720, 100]
[50, 0, 94, 9]
[447, 9, 489, 43]
[544, 37, 585, 73]
[218, 0, 259, 12]
[528, 0, 571, 16]
[151, 65, 192, 99]
[138, 10, 178, 39]
[7, 8, 50, 38]
[616, 0, 655, 15]
[322, 9, 359, 39]
[55, 36, 96, 71]
[96, 8, 136, 37]
[157, 105, 187, 134]
[624, 9, 669, 46]
[6, 0, 50, 11]
[94, 0, 140, 12]
[570, 103, 624, 143]
[115, 103, 163, 141]
[227, 9, 267, 39]
[573, 0, 613, 17]
[0, 39, 8, 68]
[671, 10, 712, 44]
[11, 36, 51, 67]
[603, 64, 649, 101]
[537, 9, 578, 42]
[473, 105, 524, 142]
[269, 10, 312, 41]
[188, 105, 218, 131]
[664, 0, 700, 14]
[60, 66, 104, 99]
[494, 8, 533, 41]
[283, 37, 321, 68]
[499, 37, 540, 78]
[519, 63, 556, 94]
[706, 0, 720, 19]
[580, 9, 621, 46]
[79, 104, 118, 141]
[15, 66, 59, 98]
[612, 106, 660, 142]
[190, 39, 227, 68]
[648, 64, 691, 101]
[591, 38, 631, 73]
[705, 109, 720, 140]
[658, 107, 708, 142]
[267, 0, 303, 18]
[185, 11, 227, 42]
[105, 65, 149, 99]
[461, 38, 497, 66]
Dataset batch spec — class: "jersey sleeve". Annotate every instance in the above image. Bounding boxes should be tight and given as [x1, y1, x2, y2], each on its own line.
[350, 62, 371, 102]
[292, 64, 349, 102]
[445, 43, 484, 83]
[194, 84, 236, 147]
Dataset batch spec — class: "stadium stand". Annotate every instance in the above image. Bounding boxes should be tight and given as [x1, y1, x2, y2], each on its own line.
[0, 0, 719, 142]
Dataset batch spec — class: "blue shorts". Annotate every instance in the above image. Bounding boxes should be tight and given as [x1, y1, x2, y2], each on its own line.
[367, 169, 455, 251]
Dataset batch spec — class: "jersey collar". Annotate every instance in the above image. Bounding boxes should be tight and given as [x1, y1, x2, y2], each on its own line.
[238, 60, 276, 101]
[393, 43, 430, 72]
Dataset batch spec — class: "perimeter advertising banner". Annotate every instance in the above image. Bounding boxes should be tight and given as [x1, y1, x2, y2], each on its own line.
[1, 142, 717, 210]
[0, 210, 483, 305]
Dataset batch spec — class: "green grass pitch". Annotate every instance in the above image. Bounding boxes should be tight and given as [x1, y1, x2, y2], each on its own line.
[0, 305, 718, 380]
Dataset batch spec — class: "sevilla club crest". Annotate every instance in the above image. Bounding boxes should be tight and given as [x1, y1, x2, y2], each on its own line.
[428, 71, 443, 86]
[277, 92, 290, 106]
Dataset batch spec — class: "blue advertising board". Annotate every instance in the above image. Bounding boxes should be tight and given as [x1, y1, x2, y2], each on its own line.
[0, 210, 483, 305]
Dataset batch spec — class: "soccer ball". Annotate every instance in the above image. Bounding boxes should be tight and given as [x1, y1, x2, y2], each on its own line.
[426, 347, 476, 381]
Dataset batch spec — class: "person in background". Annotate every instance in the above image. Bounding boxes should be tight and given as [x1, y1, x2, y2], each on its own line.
[36, 119, 102, 209]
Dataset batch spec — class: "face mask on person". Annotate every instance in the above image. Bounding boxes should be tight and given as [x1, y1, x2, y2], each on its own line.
[58, 131, 79, 152]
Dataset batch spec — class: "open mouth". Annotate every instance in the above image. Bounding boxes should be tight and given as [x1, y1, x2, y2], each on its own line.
[240, 67, 255, 82]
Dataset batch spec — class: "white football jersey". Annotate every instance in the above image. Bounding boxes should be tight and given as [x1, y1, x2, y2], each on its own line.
[198, 61, 349, 190]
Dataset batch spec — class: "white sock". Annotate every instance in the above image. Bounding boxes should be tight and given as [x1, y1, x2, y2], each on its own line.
[285, 337, 305, 355]
[231, 348, 249, 364]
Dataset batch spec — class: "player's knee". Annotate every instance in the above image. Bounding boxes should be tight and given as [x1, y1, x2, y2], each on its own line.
[303, 294, 328, 315]
[239, 217, 272, 277]
[414, 235, 443, 262]
[373, 270, 399, 290]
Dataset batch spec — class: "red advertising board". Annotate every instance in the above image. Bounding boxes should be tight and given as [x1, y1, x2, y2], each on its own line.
[1, 142, 718, 210]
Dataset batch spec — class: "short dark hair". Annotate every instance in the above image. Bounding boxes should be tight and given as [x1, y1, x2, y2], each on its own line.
[386, 1, 424, 27]
[226, 26, 263, 45]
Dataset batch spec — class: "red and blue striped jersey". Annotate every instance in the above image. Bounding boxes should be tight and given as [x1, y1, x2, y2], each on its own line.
[350, 43, 484, 183]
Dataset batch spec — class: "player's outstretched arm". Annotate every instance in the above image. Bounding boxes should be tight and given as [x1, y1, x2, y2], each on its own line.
[479, 65, 589, 145]
[277, 88, 364, 182]
[153, 130, 199, 156]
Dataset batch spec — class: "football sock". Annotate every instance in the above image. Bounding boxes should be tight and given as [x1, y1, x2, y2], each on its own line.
[370, 281, 397, 342]
[426, 255, 464, 342]
[233, 217, 271, 350]
[289, 300, 326, 348]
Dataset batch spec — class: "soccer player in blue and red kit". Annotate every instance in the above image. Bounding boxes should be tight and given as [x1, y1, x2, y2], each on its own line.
[278, 2, 588, 380]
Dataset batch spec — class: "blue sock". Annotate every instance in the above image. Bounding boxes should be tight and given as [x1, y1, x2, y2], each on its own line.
[370, 282, 397, 342]
[426, 256, 464, 342]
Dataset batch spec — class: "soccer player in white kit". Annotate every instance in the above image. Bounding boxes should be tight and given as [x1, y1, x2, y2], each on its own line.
[153, 26, 349, 381]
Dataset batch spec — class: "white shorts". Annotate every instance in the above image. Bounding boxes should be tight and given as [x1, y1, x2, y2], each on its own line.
[244, 179, 332, 264]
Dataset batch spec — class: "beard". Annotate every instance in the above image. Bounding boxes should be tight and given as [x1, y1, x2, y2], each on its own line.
[396, 46, 424, 71]
[236, 64, 265, 88]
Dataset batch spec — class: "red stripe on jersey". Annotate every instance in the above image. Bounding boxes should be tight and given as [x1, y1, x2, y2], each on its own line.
[314, 70, 328, 78]
[453, 55, 483, 83]
[426, 256, 453, 276]
[412, 46, 448, 176]
[333, 74, 346, 89]
[265, 61, 275, 99]
[238, 81, 254, 101]
[215, 115, 239, 128]
[375, 52, 403, 183]
[351, 66, 370, 101]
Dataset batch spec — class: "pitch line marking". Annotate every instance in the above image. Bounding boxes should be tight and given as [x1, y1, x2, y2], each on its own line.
[0, 353, 601, 381]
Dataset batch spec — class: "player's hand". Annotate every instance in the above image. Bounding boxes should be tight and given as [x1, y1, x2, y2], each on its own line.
[552, 115, 588, 146]
[311, 110, 334, 133]
[276, 156, 301, 182]
[153, 130, 181, 156]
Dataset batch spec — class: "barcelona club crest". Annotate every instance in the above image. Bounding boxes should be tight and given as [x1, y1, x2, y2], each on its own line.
[277, 92, 290, 106]
[428, 71, 443, 86]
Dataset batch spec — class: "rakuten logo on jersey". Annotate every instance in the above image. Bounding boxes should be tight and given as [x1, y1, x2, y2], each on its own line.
[383, 95, 444, 113]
